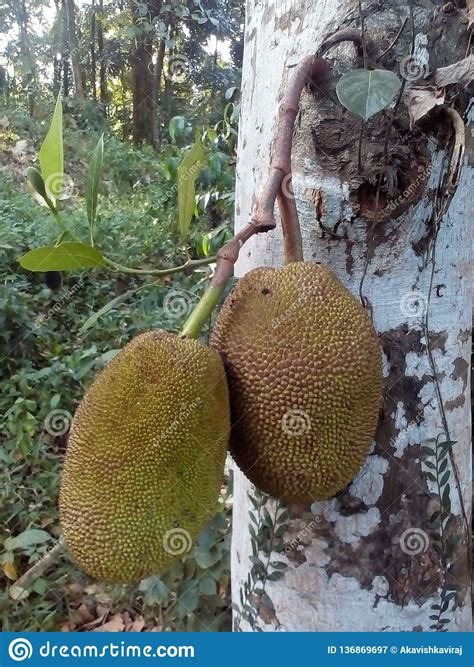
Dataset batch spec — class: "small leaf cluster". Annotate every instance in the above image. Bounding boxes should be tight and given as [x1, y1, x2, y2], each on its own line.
[235, 490, 289, 631]
[422, 436, 458, 631]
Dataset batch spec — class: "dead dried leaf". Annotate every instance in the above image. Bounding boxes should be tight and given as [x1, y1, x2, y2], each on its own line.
[77, 603, 94, 624]
[93, 613, 125, 632]
[67, 582, 83, 594]
[126, 617, 146, 632]
[435, 54, 474, 88]
[81, 609, 109, 631]
[467, 0, 474, 26]
[12, 139, 28, 159]
[406, 86, 445, 126]
[84, 584, 98, 595]
[3, 561, 18, 581]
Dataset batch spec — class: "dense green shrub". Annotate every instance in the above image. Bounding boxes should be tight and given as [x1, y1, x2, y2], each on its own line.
[0, 104, 235, 631]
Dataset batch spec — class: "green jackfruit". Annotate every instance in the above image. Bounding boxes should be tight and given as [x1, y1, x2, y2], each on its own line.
[211, 262, 382, 504]
[60, 330, 229, 582]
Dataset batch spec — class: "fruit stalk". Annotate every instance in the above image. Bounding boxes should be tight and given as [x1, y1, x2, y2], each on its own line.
[253, 56, 330, 264]
[181, 57, 333, 337]
[180, 223, 263, 339]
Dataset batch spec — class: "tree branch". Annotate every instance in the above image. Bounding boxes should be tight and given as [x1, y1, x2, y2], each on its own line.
[10, 540, 65, 599]
[252, 56, 330, 263]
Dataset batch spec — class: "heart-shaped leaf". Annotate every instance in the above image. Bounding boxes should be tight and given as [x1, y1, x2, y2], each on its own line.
[18, 243, 104, 271]
[336, 69, 401, 121]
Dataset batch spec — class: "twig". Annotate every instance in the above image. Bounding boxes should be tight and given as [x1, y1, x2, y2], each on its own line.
[318, 27, 375, 59]
[251, 56, 330, 264]
[422, 106, 469, 541]
[358, 0, 369, 69]
[376, 18, 408, 61]
[103, 255, 216, 277]
[181, 54, 333, 334]
[10, 540, 65, 598]
[408, 0, 415, 54]
[358, 119, 364, 171]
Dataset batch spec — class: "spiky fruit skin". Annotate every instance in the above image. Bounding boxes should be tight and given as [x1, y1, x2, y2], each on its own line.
[59, 330, 229, 583]
[211, 262, 382, 504]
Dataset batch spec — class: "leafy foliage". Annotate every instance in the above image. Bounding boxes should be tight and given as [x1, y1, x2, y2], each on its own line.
[234, 490, 289, 632]
[0, 85, 236, 631]
[422, 436, 458, 632]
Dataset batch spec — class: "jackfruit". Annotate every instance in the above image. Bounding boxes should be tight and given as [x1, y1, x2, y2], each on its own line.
[211, 261, 382, 503]
[59, 330, 229, 582]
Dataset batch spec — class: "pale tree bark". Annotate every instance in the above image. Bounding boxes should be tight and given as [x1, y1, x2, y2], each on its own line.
[231, 0, 472, 632]
[65, 0, 85, 100]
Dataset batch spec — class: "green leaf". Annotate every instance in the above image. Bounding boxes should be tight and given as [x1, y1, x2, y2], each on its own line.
[336, 69, 401, 121]
[439, 440, 456, 451]
[193, 546, 220, 569]
[80, 282, 154, 333]
[18, 243, 104, 272]
[86, 134, 104, 241]
[4, 529, 51, 551]
[266, 570, 285, 582]
[225, 86, 238, 101]
[438, 458, 448, 474]
[26, 167, 56, 212]
[177, 140, 204, 242]
[39, 94, 64, 198]
[176, 585, 199, 618]
[199, 572, 217, 596]
[439, 470, 450, 486]
[442, 485, 451, 509]
[169, 115, 186, 142]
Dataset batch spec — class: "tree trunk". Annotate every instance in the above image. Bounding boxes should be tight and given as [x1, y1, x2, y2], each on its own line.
[131, 0, 162, 146]
[60, 0, 71, 97]
[90, 0, 97, 102]
[97, 0, 108, 111]
[150, 37, 166, 147]
[232, 0, 472, 632]
[16, 0, 37, 115]
[65, 0, 85, 100]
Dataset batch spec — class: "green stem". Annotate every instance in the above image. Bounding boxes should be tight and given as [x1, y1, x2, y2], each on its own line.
[53, 211, 80, 241]
[179, 284, 225, 339]
[179, 223, 266, 339]
[102, 256, 216, 277]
